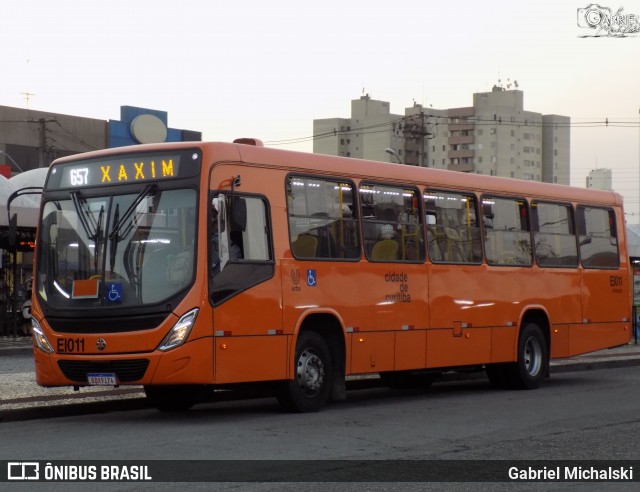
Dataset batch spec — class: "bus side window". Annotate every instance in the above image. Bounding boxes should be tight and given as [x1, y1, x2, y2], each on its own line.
[209, 194, 273, 305]
[286, 176, 360, 260]
[532, 201, 578, 267]
[360, 183, 424, 263]
[425, 190, 481, 264]
[577, 206, 619, 268]
[483, 196, 532, 266]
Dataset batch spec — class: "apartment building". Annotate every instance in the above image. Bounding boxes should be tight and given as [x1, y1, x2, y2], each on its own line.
[314, 88, 571, 184]
[586, 168, 613, 190]
[313, 95, 405, 164]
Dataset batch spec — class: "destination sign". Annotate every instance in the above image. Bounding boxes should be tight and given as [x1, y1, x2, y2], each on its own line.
[46, 150, 201, 190]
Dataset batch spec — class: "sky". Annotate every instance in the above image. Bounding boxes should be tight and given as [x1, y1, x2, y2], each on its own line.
[2, 0, 640, 220]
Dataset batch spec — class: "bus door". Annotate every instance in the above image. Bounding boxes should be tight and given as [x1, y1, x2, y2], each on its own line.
[208, 172, 284, 384]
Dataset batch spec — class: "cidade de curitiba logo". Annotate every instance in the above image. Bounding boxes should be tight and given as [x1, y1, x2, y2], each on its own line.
[577, 4, 640, 36]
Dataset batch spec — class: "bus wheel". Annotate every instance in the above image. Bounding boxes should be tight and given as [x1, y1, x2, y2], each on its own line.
[485, 363, 510, 388]
[144, 385, 202, 412]
[510, 322, 548, 389]
[277, 331, 333, 412]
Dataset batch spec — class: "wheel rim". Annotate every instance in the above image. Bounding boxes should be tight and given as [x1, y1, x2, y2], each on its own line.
[523, 336, 543, 376]
[296, 348, 325, 397]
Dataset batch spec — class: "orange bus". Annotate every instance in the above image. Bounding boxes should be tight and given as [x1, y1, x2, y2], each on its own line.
[31, 139, 632, 412]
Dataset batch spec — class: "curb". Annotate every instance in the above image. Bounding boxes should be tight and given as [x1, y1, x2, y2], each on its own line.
[0, 347, 33, 357]
[551, 356, 640, 372]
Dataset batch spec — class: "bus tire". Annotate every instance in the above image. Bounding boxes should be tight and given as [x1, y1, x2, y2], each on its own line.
[509, 322, 548, 389]
[144, 385, 202, 412]
[485, 363, 510, 388]
[277, 331, 333, 413]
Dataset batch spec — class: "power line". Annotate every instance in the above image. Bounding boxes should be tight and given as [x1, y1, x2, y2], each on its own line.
[265, 116, 640, 146]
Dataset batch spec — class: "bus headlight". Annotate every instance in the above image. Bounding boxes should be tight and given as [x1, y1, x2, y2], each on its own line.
[158, 308, 199, 352]
[32, 317, 54, 354]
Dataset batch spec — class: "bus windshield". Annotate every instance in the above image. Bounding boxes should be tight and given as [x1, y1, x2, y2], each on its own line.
[36, 188, 197, 310]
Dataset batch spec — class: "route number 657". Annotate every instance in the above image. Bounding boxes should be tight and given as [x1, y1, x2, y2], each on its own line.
[70, 168, 89, 186]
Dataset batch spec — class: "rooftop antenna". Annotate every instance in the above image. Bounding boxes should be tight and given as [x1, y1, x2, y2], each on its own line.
[20, 92, 35, 109]
[21, 58, 35, 109]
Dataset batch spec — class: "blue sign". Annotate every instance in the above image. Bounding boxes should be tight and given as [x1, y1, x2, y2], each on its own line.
[106, 282, 123, 304]
[307, 269, 317, 287]
[108, 106, 202, 148]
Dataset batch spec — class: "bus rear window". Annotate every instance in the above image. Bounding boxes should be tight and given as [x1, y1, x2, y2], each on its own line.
[576, 206, 619, 269]
[531, 202, 578, 267]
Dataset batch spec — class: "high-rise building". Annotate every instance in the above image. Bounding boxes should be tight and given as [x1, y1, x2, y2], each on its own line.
[314, 87, 571, 184]
[313, 95, 405, 163]
[586, 168, 613, 190]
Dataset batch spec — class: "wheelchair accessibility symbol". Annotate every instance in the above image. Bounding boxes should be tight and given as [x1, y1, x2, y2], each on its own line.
[106, 282, 123, 303]
[307, 269, 317, 287]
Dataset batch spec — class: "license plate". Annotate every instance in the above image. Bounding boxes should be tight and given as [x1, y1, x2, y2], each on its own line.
[87, 373, 117, 385]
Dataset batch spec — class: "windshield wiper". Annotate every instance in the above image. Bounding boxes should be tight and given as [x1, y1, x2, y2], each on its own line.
[109, 184, 155, 241]
[70, 191, 105, 272]
[71, 191, 100, 241]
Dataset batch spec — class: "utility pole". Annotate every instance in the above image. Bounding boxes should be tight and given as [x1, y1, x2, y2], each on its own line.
[37, 118, 56, 167]
[405, 109, 431, 166]
[38, 118, 46, 167]
[419, 110, 426, 167]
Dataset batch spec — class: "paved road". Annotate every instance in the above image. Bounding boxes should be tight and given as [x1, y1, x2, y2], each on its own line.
[1, 366, 640, 490]
[1, 336, 640, 422]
